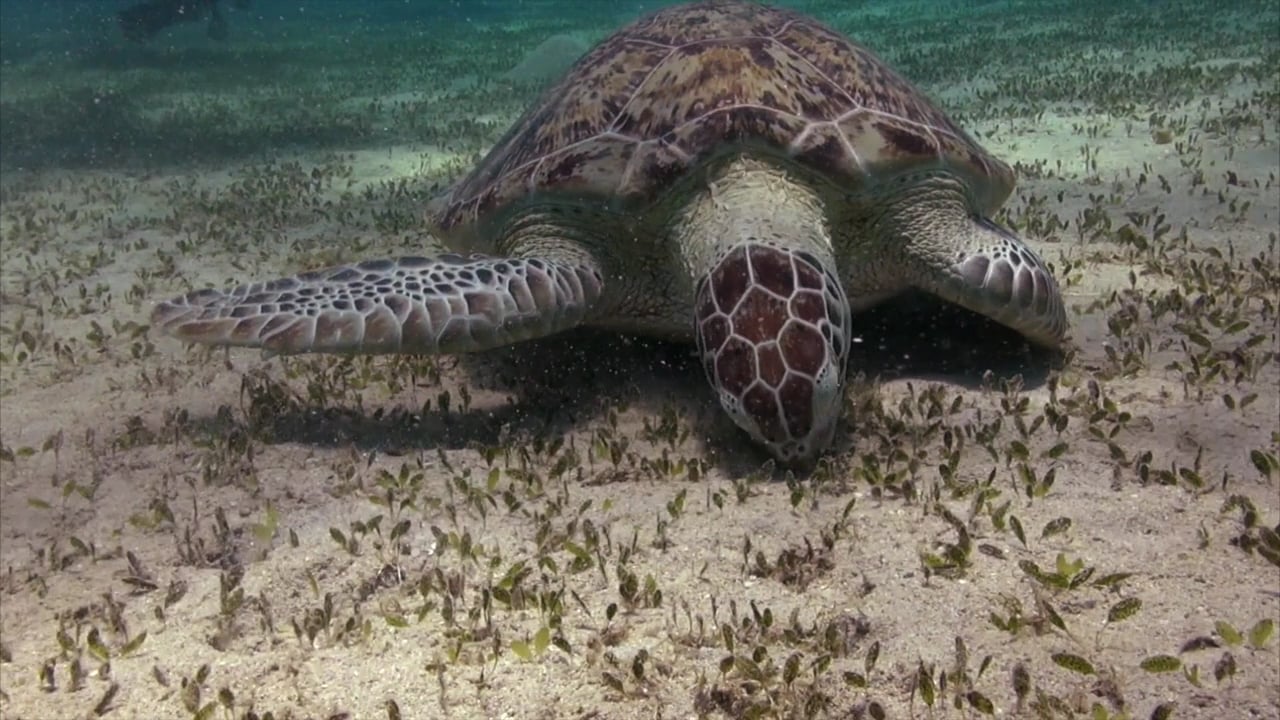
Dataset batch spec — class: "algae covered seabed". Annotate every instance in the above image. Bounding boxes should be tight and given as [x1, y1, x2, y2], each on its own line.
[1, 1, 1277, 718]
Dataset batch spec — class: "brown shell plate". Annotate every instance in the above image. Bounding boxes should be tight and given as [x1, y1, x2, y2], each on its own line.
[435, 0, 1014, 233]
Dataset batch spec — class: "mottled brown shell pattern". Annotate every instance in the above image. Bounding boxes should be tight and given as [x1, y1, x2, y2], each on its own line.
[436, 0, 1013, 233]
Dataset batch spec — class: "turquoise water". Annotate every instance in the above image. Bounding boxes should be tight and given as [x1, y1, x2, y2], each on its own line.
[2, 0, 1276, 171]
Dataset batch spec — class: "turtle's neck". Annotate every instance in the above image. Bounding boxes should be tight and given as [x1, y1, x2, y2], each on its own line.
[673, 156, 837, 285]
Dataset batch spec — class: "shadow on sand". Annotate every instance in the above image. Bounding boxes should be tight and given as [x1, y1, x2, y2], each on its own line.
[181, 291, 1063, 476]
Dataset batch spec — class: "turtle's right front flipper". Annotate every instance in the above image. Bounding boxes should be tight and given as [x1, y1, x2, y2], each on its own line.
[151, 255, 604, 356]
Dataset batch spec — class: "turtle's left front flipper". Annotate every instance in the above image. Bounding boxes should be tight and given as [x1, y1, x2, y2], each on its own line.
[864, 187, 1068, 350]
[151, 255, 604, 357]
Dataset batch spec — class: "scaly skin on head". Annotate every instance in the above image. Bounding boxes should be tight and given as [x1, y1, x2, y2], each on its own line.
[678, 158, 851, 465]
[695, 243, 850, 464]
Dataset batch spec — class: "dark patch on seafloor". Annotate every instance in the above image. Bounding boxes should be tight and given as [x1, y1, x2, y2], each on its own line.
[847, 290, 1061, 388]
[208, 292, 1060, 463]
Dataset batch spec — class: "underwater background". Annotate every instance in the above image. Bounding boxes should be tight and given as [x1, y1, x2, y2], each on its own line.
[1, 1, 1277, 718]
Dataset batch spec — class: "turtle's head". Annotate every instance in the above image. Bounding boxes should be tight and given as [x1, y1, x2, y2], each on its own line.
[694, 242, 851, 466]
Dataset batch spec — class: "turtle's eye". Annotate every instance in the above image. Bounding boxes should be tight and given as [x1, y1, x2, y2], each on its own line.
[694, 243, 850, 463]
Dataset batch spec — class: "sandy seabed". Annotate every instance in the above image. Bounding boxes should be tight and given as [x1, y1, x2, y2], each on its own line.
[1, 1, 1277, 718]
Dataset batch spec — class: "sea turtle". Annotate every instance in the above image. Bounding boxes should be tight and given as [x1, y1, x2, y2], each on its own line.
[118, 0, 248, 44]
[151, 0, 1067, 465]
